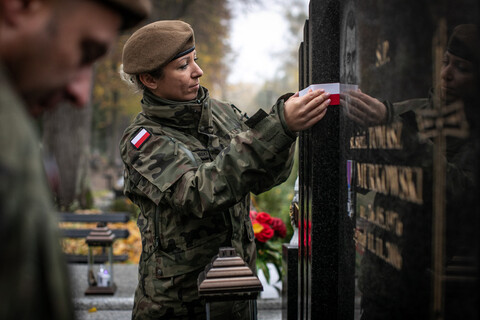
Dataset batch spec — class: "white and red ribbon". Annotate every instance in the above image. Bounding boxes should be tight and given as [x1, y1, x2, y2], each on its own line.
[299, 83, 358, 105]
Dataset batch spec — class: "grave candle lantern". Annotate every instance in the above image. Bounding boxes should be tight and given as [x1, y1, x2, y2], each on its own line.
[198, 247, 263, 319]
[84, 222, 116, 295]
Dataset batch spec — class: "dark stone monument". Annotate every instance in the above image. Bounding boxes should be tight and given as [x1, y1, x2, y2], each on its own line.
[282, 243, 298, 320]
[282, 181, 299, 320]
[297, 0, 480, 319]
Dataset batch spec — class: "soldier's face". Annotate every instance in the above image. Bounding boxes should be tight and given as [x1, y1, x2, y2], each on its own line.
[441, 51, 478, 104]
[10, 0, 121, 116]
[151, 50, 204, 101]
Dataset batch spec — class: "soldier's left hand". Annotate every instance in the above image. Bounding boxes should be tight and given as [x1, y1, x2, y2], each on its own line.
[284, 89, 331, 132]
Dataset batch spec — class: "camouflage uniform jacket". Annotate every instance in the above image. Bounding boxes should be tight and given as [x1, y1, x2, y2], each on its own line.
[120, 86, 296, 317]
[0, 64, 74, 320]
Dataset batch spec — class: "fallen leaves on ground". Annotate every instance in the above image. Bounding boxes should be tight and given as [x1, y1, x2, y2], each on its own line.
[60, 220, 141, 264]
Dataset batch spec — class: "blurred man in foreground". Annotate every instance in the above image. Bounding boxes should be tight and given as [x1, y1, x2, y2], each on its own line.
[0, 0, 150, 319]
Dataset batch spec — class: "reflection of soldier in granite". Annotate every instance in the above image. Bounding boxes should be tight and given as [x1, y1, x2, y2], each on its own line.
[345, 24, 480, 320]
[342, 24, 478, 130]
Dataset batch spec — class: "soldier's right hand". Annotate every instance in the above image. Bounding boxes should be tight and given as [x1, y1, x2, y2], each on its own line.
[284, 89, 331, 132]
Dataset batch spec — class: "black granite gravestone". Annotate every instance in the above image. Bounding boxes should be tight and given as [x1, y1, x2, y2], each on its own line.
[282, 243, 298, 320]
[297, 0, 480, 319]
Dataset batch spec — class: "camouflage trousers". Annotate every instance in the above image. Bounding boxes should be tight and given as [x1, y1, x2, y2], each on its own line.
[132, 266, 252, 319]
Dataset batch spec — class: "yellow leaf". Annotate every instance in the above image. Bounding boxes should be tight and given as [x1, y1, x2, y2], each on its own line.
[88, 307, 97, 313]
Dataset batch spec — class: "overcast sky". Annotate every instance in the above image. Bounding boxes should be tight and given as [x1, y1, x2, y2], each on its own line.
[227, 0, 309, 85]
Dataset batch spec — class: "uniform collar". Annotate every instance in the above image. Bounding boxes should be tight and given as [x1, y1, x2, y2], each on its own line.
[141, 86, 210, 130]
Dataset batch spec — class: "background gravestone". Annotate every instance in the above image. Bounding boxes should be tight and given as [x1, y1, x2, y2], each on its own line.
[297, 0, 480, 319]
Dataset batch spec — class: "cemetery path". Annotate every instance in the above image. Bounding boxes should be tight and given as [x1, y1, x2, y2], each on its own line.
[69, 264, 282, 319]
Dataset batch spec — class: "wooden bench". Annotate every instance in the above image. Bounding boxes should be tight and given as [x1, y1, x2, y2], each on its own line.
[59, 212, 131, 263]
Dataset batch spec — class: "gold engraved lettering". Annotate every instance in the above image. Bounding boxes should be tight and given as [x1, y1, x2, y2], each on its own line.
[357, 162, 366, 189]
[369, 126, 382, 149]
[385, 165, 399, 196]
[379, 166, 387, 194]
[385, 241, 403, 270]
[359, 205, 366, 219]
[375, 237, 384, 258]
[368, 122, 404, 150]
[368, 204, 375, 222]
[414, 168, 423, 204]
[368, 164, 376, 191]
[389, 122, 403, 149]
[364, 235, 403, 270]
[362, 205, 403, 236]
[385, 210, 403, 236]
[396, 220, 403, 237]
[398, 169, 409, 200]
[356, 230, 367, 248]
[386, 126, 395, 148]
[407, 170, 417, 203]
[350, 135, 368, 149]
[367, 232, 375, 251]
[376, 206, 385, 226]
[357, 202, 404, 270]
[355, 163, 423, 204]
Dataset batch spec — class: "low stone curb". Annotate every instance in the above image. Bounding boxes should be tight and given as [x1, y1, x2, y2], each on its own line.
[73, 297, 281, 311]
[74, 297, 134, 311]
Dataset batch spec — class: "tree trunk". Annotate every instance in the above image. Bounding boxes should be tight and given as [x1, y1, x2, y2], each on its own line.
[42, 102, 92, 210]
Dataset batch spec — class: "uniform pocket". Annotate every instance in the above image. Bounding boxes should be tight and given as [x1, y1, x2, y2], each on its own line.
[244, 219, 255, 242]
[154, 230, 228, 279]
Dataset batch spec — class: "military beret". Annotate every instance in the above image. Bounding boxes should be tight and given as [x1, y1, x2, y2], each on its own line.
[447, 24, 479, 65]
[122, 20, 195, 74]
[97, 0, 152, 30]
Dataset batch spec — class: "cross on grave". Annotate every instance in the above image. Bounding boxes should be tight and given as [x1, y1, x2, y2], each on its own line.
[416, 101, 469, 141]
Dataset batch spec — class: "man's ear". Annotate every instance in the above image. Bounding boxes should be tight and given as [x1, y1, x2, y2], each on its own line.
[2, 0, 47, 26]
[139, 73, 158, 90]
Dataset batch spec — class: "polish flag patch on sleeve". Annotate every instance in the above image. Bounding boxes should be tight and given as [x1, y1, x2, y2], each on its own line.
[131, 128, 151, 149]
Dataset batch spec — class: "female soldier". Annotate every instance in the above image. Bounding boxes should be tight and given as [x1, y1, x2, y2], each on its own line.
[119, 20, 331, 319]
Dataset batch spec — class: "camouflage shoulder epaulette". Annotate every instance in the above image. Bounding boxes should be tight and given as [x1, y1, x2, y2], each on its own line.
[230, 103, 249, 120]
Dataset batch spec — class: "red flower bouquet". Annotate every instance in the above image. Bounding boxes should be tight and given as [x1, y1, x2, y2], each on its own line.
[250, 210, 287, 283]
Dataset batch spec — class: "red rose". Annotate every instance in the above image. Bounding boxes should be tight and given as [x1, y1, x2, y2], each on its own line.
[271, 217, 287, 238]
[255, 212, 273, 224]
[255, 221, 274, 242]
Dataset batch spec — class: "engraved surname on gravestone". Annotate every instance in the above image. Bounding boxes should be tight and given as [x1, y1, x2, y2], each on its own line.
[350, 122, 404, 150]
[355, 163, 423, 204]
[350, 133, 368, 149]
[350, 122, 403, 150]
[368, 123, 403, 149]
